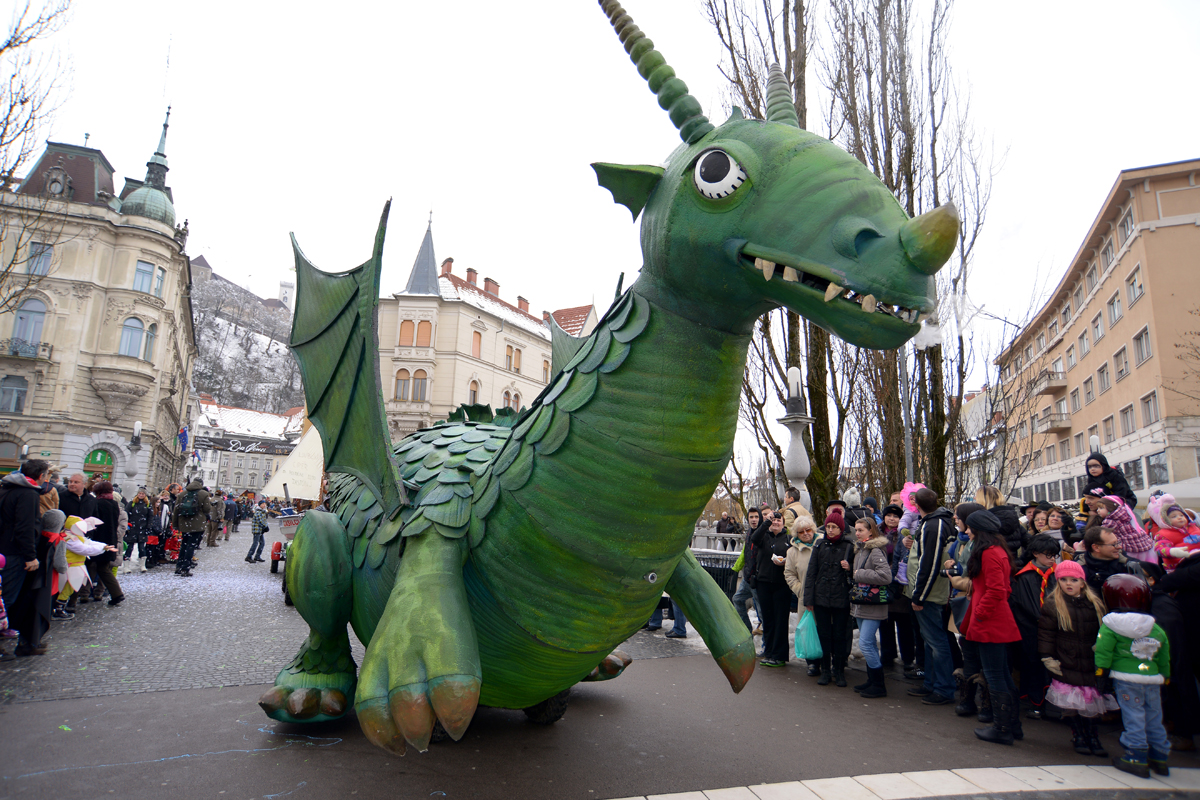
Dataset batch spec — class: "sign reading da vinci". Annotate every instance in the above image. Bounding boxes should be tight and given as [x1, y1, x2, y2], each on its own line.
[193, 435, 295, 456]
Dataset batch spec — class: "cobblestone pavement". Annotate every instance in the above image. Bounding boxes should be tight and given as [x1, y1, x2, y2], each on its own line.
[0, 529, 721, 704]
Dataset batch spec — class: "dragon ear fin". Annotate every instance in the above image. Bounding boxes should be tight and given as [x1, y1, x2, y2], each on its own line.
[726, 106, 745, 122]
[591, 162, 664, 221]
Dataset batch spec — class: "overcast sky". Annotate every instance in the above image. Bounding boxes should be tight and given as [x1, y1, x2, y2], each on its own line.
[42, 0, 1200, 390]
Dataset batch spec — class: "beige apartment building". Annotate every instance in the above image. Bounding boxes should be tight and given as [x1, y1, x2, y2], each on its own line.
[377, 224, 596, 438]
[0, 112, 197, 488]
[997, 158, 1200, 507]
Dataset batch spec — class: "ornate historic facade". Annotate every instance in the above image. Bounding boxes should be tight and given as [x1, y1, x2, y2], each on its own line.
[0, 110, 197, 489]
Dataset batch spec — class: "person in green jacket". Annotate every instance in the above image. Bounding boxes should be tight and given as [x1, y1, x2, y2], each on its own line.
[1095, 574, 1171, 779]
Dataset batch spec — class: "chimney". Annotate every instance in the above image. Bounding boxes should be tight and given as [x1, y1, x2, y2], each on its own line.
[484, 277, 499, 296]
[440, 257, 454, 276]
[517, 296, 529, 313]
[542, 311, 550, 322]
[466, 268, 478, 286]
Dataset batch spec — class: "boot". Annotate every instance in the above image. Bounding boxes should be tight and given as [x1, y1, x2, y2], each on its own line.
[1148, 750, 1169, 777]
[955, 673, 980, 717]
[833, 665, 847, 688]
[860, 666, 888, 698]
[806, 661, 820, 677]
[137, 558, 147, 573]
[817, 658, 832, 686]
[1113, 748, 1150, 779]
[1069, 716, 1091, 755]
[855, 671, 873, 692]
[1086, 718, 1108, 757]
[974, 692, 1015, 745]
[976, 680, 994, 724]
[52, 599, 74, 620]
[119, 559, 129, 575]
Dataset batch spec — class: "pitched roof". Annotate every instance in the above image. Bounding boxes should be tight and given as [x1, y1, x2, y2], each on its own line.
[403, 225, 440, 295]
[196, 399, 304, 440]
[191, 254, 212, 269]
[551, 305, 594, 336]
[17, 142, 116, 205]
[438, 274, 549, 341]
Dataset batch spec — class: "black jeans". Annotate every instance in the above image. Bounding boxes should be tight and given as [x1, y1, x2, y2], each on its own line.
[757, 580, 792, 661]
[977, 640, 1018, 703]
[813, 605, 852, 670]
[177, 532, 203, 572]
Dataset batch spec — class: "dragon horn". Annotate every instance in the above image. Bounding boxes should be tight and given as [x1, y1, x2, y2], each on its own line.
[598, 0, 714, 144]
[765, 63, 800, 128]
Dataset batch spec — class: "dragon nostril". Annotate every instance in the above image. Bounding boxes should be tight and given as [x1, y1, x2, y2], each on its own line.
[831, 216, 883, 260]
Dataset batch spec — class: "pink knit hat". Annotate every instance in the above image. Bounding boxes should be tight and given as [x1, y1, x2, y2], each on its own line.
[1055, 560, 1085, 582]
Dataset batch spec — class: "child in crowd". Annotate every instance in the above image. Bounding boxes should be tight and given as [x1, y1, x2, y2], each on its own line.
[896, 482, 924, 541]
[54, 516, 118, 618]
[1152, 504, 1200, 573]
[1098, 496, 1156, 563]
[1037, 559, 1114, 757]
[1011, 534, 1059, 720]
[1095, 574, 1171, 779]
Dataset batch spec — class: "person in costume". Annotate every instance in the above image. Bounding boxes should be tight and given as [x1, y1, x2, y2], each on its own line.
[54, 516, 118, 616]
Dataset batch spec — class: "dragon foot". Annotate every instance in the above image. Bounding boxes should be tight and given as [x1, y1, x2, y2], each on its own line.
[582, 649, 632, 682]
[716, 639, 757, 693]
[259, 630, 357, 723]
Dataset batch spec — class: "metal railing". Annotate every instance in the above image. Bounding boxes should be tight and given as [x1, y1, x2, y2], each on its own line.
[1, 338, 52, 359]
[1032, 370, 1066, 395]
[1036, 412, 1071, 432]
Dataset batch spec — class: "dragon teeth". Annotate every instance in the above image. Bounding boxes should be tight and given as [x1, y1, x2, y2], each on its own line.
[862, 294, 877, 314]
[824, 283, 843, 303]
[755, 258, 777, 281]
[782, 267, 799, 282]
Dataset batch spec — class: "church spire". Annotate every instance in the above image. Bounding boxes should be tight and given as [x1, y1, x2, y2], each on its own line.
[144, 106, 170, 190]
[403, 220, 441, 296]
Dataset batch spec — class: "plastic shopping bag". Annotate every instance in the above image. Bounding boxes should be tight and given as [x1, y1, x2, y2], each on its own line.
[794, 609, 823, 661]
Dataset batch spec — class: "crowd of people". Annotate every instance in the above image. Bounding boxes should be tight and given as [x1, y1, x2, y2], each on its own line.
[720, 452, 1199, 779]
[0, 461, 285, 662]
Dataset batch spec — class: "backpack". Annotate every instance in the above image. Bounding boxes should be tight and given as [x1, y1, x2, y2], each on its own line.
[176, 490, 201, 519]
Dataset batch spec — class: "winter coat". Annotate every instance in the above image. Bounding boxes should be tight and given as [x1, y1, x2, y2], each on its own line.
[1082, 452, 1138, 509]
[906, 507, 956, 605]
[170, 479, 212, 534]
[251, 507, 269, 536]
[959, 545, 1021, 644]
[851, 535, 892, 621]
[225, 498, 239, 521]
[1010, 561, 1057, 642]
[802, 533, 855, 609]
[92, 497, 122, 565]
[783, 534, 818, 600]
[1037, 590, 1103, 687]
[750, 520, 790, 584]
[781, 501, 811, 530]
[0, 471, 42, 562]
[844, 505, 873, 529]
[210, 499, 225, 522]
[992, 504, 1029, 556]
[59, 489, 97, 521]
[1154, 522, 1200, 572]
[1103, 501, 1155, 555]
[127, 498, 154, 539]
[1081, 552, 1146, 595]
[884, 525, 912, 612]
[1095, 611, 1170, 684]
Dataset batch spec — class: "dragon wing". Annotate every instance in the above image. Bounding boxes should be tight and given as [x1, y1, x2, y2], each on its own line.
[289, 201, 407, 518]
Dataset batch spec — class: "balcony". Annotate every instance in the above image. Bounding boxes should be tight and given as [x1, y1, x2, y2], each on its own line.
[0, 338, 53, 360]
[1037, 413, 1072, 433]
[1032, 370, 1066, 395]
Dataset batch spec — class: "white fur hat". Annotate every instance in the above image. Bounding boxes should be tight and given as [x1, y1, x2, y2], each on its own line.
[841, 487, 862, 507]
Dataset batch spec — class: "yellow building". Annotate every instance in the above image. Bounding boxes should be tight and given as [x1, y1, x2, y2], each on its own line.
[0, 111, 197, 488]
[997, 158, 1200, 506]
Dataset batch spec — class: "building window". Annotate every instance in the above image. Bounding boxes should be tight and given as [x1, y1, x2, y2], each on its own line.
[1061, 302, 1071, 326]
[1017, 420, 1028, 439]
[250, 458, 258, 469]
[1119, 405, 1136, 436]
[1101, 240, 1114, 269]
[1076, 475, 1088, 498]
[415, 321, 432, 347]
[143, 323, 157, 362]
[399, 320, 415, 346]
[1146, 451, 1168, 486]
[1086, 265, 1098, 292]
[12, 298, 46, 353]
[1122, 459, 1144, 491]
[154, 267, 166, 297]
[513, 393, 520, 409]
[1097, 363, 1110, 393]
[1033, 451, 1043, 469]
[412, 369, 428, 402]
[1113, 347, 1128, 381]
[1046, 445, 1057, 466]
[1048, 480, 1062, 502]
[472, 331, 481, 359]
[1141, 392, 1159, 425]
[28, 243, 52, 275]
[1091, 313, 1103, 342]
[1103, 416, 1115, 444]
[1107, 293, 1122, 325]
[1059, 440, 1070, 462]
[1083, 377, 1095, 404]
[1126, 266, 1143, 304]
[236, 457, 244, 468]
[1133, 327, 1152, 365]
[1078, 330, 1089, 356]
[1025, 345, 1033, 363]
[1049, 320, 1058, 339]
[248, 473, 257, 488]
[1062, 478, 1077, 501]
[1072, 287, 1083, 312]
[468, 380, 478, 405]
[0, 375, 28, 413]
[1119, 210, 1135, 243]
[234, 472, 243, 486]
[502, 390, 511, 409]
[394, 369, 410, 400]
[1034, 483, 1046, 502]
[513, 348, 522, 374]
[1036, 332, 1046, 352]
[543, 360, 550, 383]
[1070, 388, 1081, 412]
[1014, 354, 1023, 373]
[134, 260, 155, 293]
[505, 345, 513, 370]
[1087, 424, 1099, 446]
[119, 317, 144, 357]
[1052, 357, 1063, 374]
[1066, 345, 1076, 369]
[1055, 397, 1067, 416]
[1074, 432, 1084, 456]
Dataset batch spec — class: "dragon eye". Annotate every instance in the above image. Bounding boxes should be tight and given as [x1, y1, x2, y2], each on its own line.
[693, 149, 747, 200]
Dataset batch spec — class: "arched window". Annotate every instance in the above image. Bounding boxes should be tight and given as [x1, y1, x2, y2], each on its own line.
[412, 369, 428, 402]
[12, 298, 45, 355]
[0, 377, 27, 414]
[543, 360, 550, 383]
[505, 345, 513, 370]
[416, 321, 432, 347]
[468, 380, 478, 405]
[472, 331, 481, 359]
[502, 391, 511, 409]
[513, 393, 520, 409]
[513, 348, 522, 374]
[399, 320, 415, 346]
[119, 318, 144, 357]
[395, 369, 410, 401]
[0, 441, 19, 471]
[143, 323, 157, 361]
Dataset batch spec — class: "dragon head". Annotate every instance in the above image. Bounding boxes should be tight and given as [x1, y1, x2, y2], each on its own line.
[594, 1, 958, 349]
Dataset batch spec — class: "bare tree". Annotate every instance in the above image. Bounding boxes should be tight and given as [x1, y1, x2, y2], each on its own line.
[1169, 307, 1200, 405]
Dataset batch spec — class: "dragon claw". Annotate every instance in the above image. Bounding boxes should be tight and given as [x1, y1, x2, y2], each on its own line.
[356, 697, 408, 756]
[583, 649, 633, 682]
[428, 675, 481, 740]
[389, 685, 437, 752]
[259, 685, 353, 724]
[716, 640, 757, 693]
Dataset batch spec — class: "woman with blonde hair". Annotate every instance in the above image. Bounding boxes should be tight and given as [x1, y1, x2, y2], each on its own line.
[975, 485, 1028, 558]
[784, 515, 821, 675]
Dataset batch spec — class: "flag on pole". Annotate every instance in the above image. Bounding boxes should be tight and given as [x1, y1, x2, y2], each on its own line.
[178, 426, 188, 449]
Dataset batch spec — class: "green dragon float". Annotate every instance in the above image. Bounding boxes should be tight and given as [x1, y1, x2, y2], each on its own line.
[258, 0, 958, 755]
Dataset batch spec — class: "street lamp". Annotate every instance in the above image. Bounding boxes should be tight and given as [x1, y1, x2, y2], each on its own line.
[777, 366, 815, 512]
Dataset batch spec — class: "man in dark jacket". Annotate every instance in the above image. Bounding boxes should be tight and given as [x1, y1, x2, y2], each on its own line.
[751, 512, 792, 666]
[906, 488, 958, 705]
[0, 460, 50, 655]
[223, 495, 239, 538]
[1080, 527, 1145, 593]
[170, 478, 212, 577]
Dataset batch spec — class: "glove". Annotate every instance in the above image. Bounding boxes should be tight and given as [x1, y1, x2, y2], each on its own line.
[1169, 547, 1190, 559]
[1041, 657, 1063, 677]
